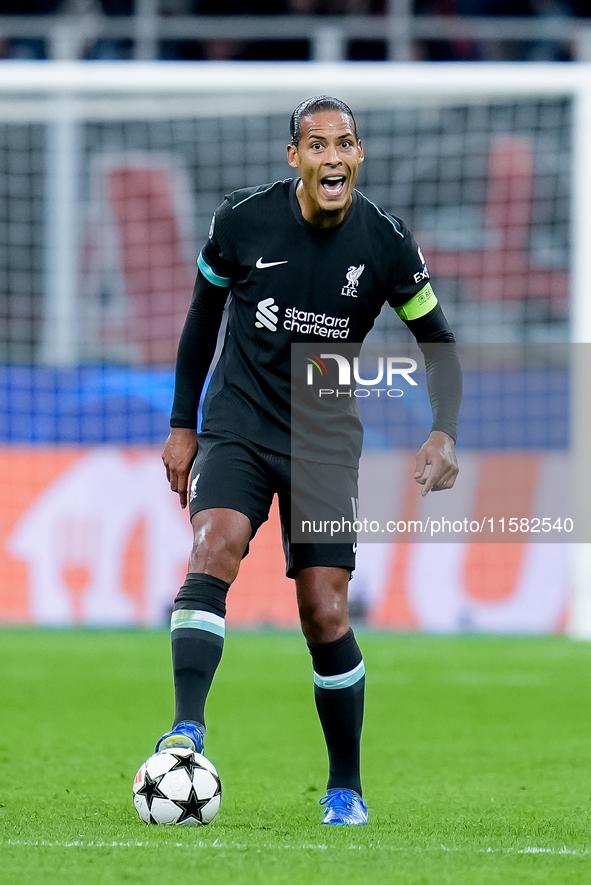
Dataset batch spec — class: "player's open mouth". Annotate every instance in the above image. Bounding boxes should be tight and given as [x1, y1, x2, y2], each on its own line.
[320, 175, 347, 198]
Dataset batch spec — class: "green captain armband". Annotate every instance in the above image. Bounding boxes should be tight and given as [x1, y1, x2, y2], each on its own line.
[395, 283, 437, 321]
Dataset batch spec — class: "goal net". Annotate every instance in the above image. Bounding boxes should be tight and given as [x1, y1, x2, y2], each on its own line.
[0, 61, 587, 631]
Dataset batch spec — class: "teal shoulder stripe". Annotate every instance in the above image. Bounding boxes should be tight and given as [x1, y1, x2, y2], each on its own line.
[231, 180, 284, 209]
[395, 283, 437, 321]
[357, 192, 404, 238]
[197, 252, 231, 288]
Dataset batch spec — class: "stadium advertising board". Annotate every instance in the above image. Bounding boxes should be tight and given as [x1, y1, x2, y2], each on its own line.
[0, 443, 569, 632]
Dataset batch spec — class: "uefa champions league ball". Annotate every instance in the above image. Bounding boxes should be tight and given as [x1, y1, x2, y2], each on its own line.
[133, 748, 221, 826]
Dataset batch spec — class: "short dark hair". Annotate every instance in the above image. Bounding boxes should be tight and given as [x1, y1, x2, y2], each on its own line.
[289, 96, 358, 146]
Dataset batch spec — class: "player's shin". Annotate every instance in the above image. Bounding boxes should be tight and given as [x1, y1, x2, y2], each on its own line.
[171, 573, 229, 730]
[307, 628, 365, 797]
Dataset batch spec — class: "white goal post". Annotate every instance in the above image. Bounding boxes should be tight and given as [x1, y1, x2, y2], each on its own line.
[1, 59, 590, 635]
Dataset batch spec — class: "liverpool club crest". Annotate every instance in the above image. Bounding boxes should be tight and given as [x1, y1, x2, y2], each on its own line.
[341, 264, 365, 297]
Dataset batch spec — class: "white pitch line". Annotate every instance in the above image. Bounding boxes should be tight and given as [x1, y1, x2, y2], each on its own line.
[1, 840, 590, 856]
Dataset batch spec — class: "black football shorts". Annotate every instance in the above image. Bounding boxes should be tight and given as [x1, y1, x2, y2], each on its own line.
[188, 430, 357, 578]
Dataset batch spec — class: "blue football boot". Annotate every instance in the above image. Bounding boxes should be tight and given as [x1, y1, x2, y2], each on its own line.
[320, 788, 368, 825]
[155, 721, 205, 754]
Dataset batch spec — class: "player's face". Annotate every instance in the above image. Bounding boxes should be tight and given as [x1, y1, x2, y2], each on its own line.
[287, 111, 364, 227]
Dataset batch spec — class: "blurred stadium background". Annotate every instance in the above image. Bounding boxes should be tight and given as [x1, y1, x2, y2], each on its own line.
[0, 18, 589, 634]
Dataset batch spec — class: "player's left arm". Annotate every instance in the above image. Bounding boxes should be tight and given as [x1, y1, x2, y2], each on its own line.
[385, 218, 462, 494]
[397, 289, 463, 496]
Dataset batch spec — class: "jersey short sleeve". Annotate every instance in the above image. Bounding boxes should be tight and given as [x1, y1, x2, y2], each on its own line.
[385, 216, 438, 322]
[198, 198, 239, 288]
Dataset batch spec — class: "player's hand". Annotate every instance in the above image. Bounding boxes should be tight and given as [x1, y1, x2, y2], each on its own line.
[162, 427, 199, 509]
[414, 430, 458, 496]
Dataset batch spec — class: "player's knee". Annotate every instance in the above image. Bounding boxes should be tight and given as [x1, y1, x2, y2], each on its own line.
[188, 533, 245, 584]
[298, 598, 348, 643]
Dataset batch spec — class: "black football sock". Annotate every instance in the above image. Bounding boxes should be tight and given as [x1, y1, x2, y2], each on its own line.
[307, 628, 365, 796]
[170, 573, 229, 730]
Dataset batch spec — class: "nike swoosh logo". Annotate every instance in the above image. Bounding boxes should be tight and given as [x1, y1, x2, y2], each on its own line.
[256, 258, 288, 269]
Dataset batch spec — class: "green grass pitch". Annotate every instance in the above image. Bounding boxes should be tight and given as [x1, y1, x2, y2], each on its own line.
[1, 630, 591, 884]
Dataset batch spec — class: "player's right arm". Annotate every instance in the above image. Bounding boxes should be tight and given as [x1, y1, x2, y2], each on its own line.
[162, 247, 232, 508]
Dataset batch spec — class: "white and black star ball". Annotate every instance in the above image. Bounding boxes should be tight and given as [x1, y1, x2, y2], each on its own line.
[133, 748, 221, 826]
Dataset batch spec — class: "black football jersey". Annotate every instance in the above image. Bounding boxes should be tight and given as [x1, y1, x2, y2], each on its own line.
[198, 178, 437, 465]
